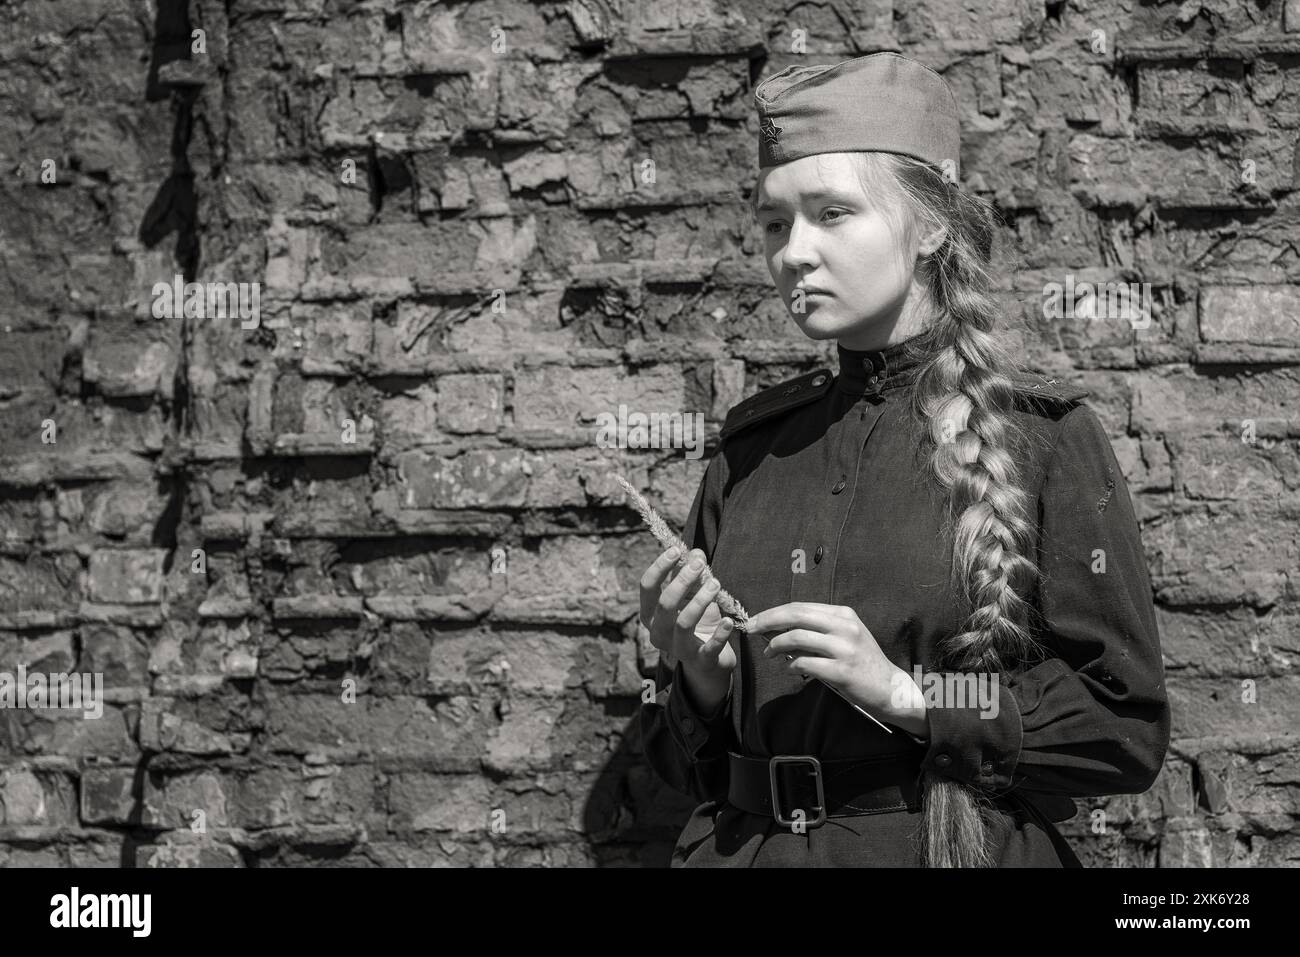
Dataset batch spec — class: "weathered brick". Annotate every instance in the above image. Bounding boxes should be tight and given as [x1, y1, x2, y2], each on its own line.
[140, 840, 244, 868]
[437, 374, 503, 434]
[316, 75, 497, 151]
[1136, 61, 1251, 123]
[427, 629, 618, 695]
[0, 631, 76, 673]
[262, 694, 491, 768]
[82, 321, 177, 399]
[59, 480, 171, 544]
[379, 383, 439, 442]
[0, 328, 65, 399]
[148, 770, 230, 830]
[149, 619, 258, 684]
[1165, 675, 1300, 737]
[0, 845, 64, 867]
[284, 301, 373, 373]
[138, 698, 246, 755]
[387, 772, 493, 833]
[394, 448, 528, 508]
[1145, 505, 1297, 605]
[893, 0, 1029, 42]
[67, 838, 127, 868]
[81, 766, 147, 826]
[0, 767, 76, 826]
[1157, 605, 1300, 675]
[86, 549, 167, 604]
[80, 623, 151, 688]
[0, 555, 81, 614]
[523, 449, 644, 509]
[1200, 285, 1300, 345]
[513, 364, 685, 432]
[1067, 133, 1295, 203]
[1172, 435, 1300, 500]
[506, 536, 621, 598]
[484, 693, 563, 773]
[10, 707, 136, 759]
[1133, 368, 1300, 438]
[1006, 56, 1131, 132]
[492, 778, 584, 836]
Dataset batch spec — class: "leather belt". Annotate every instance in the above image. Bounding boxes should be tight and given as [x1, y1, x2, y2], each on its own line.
[726, 751, 923, 829]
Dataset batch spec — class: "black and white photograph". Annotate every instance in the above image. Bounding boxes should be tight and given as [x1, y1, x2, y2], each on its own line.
[0, 0, 1295, 934]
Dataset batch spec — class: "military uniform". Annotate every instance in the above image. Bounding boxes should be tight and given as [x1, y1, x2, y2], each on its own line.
[639, 336, 1171, 867]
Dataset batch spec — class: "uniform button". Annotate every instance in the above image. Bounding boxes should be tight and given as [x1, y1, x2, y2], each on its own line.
[980, 761, 994, 774]
[869, 375, 880, 385]
[680, 717, 696, 734]
[934, 753, 952, 768]
[831, 480, 846, 494]
[814, 545, 824, 564]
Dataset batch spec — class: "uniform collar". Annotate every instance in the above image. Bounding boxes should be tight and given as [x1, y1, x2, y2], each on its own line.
[835, 335, 927, 397]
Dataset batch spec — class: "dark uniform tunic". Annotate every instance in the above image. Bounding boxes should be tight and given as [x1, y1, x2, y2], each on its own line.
[639, 336, 1171, 867]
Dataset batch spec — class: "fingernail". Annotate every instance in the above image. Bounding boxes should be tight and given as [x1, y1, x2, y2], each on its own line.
[721, 618, 734, 631]
[689, 558, 704, 570]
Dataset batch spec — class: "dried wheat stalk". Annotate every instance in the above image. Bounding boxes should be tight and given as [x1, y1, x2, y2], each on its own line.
[615, 475, 751, 632]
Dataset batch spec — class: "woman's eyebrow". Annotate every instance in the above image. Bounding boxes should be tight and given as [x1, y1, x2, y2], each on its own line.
[755, 187, 857, 212]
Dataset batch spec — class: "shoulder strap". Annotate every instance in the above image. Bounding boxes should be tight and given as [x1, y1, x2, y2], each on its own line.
[719, 368, 834, 440]
[1008, 370, 1090, 414]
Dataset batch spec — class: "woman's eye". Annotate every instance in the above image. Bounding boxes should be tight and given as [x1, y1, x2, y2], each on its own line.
[763, 210, 845, 234]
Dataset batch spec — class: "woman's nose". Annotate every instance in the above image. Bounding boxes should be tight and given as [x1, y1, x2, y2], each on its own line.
[781, 220, 821, 272]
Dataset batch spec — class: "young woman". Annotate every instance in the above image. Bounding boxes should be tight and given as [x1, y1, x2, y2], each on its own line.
[637, 53, 1171, 867]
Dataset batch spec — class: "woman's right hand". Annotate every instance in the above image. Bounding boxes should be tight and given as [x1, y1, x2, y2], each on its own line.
[639, 546, 738, 685]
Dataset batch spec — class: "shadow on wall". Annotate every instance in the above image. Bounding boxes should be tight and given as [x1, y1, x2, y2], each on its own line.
[140, 0, 200, 280]
[581, 708, 698, 868]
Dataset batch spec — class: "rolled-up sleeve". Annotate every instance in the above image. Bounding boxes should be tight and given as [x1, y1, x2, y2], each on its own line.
[919, 404, 1171, 798]
[637, 444, 739, 804]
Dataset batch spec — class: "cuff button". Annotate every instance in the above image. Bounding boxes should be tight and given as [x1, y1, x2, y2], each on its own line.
[934, 753, 952, 768]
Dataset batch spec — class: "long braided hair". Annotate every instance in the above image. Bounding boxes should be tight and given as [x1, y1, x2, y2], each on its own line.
[851, 150, 1052, 866]
[751, 151, 1052, 866]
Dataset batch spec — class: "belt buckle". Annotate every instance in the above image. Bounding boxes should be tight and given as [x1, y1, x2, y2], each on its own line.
[768, 755, 827, 829]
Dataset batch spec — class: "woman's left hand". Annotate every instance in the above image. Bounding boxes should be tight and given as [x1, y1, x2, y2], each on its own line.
[746, 601, 924, 732]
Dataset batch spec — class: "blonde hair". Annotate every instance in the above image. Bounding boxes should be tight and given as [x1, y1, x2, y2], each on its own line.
[751, 151, 1052, 866]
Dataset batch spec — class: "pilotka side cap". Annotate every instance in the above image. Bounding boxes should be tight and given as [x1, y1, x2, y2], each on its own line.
[754, 51, 962, 177]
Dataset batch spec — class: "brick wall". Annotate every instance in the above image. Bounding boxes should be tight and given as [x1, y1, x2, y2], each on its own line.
[1, 0, 1298, 867]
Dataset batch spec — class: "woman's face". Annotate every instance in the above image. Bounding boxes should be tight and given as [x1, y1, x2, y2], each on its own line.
[755, 152, 926, 350]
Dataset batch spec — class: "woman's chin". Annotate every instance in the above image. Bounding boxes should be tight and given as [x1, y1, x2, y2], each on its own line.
[791, 311, 850, 340]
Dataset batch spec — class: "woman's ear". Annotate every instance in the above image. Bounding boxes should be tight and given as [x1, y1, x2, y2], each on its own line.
[917, 222, 947, 257]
